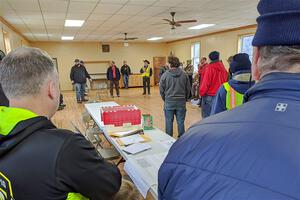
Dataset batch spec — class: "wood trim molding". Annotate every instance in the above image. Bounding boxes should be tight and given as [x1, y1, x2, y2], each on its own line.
[84, 60, 110, 64]
[167, 24, 257, 44]
[0, 16, 30, 43]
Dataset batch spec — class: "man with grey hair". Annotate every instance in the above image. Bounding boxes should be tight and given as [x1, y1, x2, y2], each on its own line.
[0, 47, 121, 199]
[159, 0, 300, 199]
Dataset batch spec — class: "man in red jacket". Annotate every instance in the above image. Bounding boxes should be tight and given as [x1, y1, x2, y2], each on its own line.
[199, 51, 228, 118]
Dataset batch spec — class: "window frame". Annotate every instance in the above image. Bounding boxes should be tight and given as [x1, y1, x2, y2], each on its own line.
[238, 33, 255, 61]
[191, 42, 201, 73]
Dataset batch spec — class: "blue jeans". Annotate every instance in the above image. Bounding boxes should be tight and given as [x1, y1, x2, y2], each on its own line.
[74, 83, 86, 101]
[123, 74, 129, 88]
[201, 95, 215, 119]
[164, 101, 186, 137]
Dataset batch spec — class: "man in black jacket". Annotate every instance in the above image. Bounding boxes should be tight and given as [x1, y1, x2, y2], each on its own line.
[107, 61, 121, 98]
[120, 61, 131, 89]
[70, 59, 92, 103]
[0, 47, 121, 200]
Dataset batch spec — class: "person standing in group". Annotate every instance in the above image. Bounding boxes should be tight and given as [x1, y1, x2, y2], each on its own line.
[70, 59, 92, 103]
[140, 60, 152, 95]
[198, 57, 208, 84]
[184, 60, 194, 87]
[121, 61, 131, 89]
[211, 53, 254, 115]
[159, 56, 191, 138]
[199, 51, 228, 118]
[107, 61, 121, 98]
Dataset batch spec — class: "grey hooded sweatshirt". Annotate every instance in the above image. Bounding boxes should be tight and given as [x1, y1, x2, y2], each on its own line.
[159, 67, 191, 103]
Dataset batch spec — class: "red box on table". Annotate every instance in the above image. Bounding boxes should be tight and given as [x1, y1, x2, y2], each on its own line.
[100, 105, 141, 126]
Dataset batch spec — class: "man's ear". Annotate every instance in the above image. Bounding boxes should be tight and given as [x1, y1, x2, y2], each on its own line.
[252, 47, 261, 81]
[48, 80, 58, 100]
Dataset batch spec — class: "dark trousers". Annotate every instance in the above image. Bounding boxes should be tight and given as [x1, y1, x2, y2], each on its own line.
[143, 76, 151, 94]
[201, 95, 215, 119]
[110, 80, 120, 96]
[164, 101, 186, 137]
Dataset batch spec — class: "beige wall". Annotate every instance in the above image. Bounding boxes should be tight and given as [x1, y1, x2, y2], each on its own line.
[167, 26, 257, 69]
[0, 19, 29, 53]
[30, 42, 168, 91]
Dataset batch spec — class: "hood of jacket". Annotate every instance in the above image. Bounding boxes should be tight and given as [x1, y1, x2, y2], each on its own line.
[166, 68, 184, 78]
[0, 106, 54, 157]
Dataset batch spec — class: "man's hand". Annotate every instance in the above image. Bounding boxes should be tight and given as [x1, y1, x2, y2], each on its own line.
[89, 79, 93, 82]
[71, 80, 74, 85]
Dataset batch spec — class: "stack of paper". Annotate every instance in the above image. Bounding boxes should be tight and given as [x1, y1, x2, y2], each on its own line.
[109, 129, 143, 137]
[116, 134, 151, 146]
[122, 143, 151, 155]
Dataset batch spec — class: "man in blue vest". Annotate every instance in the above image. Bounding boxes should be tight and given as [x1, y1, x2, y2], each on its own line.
[211, 53, 254, 115]
[158, 0, 300, 199]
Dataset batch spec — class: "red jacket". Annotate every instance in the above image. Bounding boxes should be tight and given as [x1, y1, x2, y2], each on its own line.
[199, 61, 228, 96]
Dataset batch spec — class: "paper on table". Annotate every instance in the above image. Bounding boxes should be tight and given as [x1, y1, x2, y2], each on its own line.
[122, 143, 151, 154]
[109, 129, 143, 137]
[124, 160, 150, 198]
[116, 134, 150, 146]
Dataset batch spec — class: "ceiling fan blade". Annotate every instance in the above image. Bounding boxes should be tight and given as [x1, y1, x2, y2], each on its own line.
[163, 19, 173, 23]
[152, 22, 170, 25]
[176, 20, 197, 23]
[115, 38, 125, 40]
[127, 37, 138, 40]
[174, 23, 182, 27]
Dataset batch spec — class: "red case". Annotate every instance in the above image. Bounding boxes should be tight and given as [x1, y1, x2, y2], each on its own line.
[100, 105, 141, 126]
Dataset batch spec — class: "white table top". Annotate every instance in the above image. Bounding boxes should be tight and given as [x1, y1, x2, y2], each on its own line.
[85, 102, 175, 199]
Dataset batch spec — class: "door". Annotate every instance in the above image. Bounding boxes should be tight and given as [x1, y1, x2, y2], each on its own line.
[153, 57, 166, 85]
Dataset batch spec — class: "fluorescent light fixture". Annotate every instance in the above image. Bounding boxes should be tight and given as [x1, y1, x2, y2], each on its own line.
[65, 20, 85, 27]
[61, 36, 74, 40]
[147, 37, 163, 41]
[189, 24, 215, 30]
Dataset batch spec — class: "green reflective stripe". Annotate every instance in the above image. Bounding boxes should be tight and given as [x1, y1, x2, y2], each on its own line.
[67, 193, 89, 200]
[0, 106, 38, 136]
[223, 83, 244, 110]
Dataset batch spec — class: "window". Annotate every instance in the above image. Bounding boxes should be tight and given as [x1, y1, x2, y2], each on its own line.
[3, 30, 11, 54]
[191, 42, 200, 72]
[238, 34, 254, 61]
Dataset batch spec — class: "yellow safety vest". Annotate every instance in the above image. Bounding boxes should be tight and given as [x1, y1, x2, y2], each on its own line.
[223, 82, 244, 110]
[142, 66, 151, 77]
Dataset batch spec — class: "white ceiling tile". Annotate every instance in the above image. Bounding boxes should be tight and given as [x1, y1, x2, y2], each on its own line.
[137, 6, 168, 16]
[67, 12, 90, 20]
[68, 1, 97, 13]
[39, 0, 68, 12]
[43, 12, 66, 20]
[100, 0, 128, 4]
[8, 0, 40, 11]
[153, 0, 184, 7]
[15, 11, 43, 20]
[93, 3, 123, 14]
[128, 0, 156, 6]
[117, 5, 146, 15]
[88, 13, 112, 20]
[45, 19, 65, 26]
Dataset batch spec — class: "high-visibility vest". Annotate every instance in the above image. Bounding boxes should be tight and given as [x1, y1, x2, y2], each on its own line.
[223, 82, 244, 110]
[142, 66, 151, 77]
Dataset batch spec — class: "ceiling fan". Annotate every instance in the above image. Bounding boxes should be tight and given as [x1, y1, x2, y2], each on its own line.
[115, 33, 138, 41]
[163, 12, 197, 29]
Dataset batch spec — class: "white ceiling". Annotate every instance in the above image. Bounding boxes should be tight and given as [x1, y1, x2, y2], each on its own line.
[0, 0, 260, 42]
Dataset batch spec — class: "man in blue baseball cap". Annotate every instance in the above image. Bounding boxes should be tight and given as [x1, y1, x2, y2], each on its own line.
[211, 53, 254, 115]
[158, 0, 300, 199]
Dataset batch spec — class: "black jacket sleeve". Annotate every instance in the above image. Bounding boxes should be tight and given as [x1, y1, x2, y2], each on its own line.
[140, 68, 144, 74]
[84, 67, 91, 79]
[56, 134, 121, 200]
[150, 68, 153, 77]
[70, 66, 75, 81]
[107, 68, 110, 80]
[128, 66, 131, 75]
[121, 66, 125, 75]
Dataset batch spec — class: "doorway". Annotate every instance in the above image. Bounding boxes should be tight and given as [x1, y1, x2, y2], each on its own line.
[153, 56, 166, 85]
